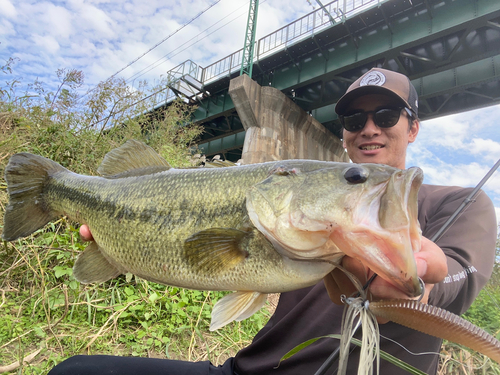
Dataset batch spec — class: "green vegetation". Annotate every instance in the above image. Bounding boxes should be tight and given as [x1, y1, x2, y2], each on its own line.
[440, 233, 500, 374]
[0, 59, 270, 374]
[0, 57, 202, 179]
[0, 58, 499, 374]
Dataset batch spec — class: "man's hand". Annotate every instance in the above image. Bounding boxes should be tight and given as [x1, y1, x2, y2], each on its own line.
[323, 236, 448, 321]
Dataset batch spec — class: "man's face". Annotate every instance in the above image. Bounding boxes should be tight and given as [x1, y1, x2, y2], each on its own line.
[342, 94, 419, 169]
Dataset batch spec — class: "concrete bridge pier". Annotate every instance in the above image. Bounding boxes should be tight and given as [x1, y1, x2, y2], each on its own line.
[228, 74, 348, 164]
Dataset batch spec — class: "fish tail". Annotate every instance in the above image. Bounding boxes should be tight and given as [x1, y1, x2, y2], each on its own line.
[2, 153, 66, 241]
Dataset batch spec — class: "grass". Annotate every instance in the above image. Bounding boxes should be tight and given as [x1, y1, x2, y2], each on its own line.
[0, 221, 273, 374]
[438, 342, 500, 375]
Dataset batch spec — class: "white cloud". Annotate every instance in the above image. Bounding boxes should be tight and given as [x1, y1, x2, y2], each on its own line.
[418, 116, 469, 149]
[45, 4, 74, 39]
[0, 0, 16, 18]
[78, 3, 116, 39]
[0, 18, 15, 37]
[32, 34, 61, 54]
[418, 112, 500, 165]
[15, 2, 74, 39]
[469, 138, 500, 163]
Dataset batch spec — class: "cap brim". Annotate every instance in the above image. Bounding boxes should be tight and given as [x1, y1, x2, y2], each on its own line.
[335, 86, 410, 116]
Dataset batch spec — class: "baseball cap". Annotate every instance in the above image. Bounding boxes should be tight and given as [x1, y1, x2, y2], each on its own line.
[335, 68, 419, 117]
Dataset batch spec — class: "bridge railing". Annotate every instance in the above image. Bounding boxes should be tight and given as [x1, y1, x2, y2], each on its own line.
[201, 49, 244, 83]
[257, 0, 380, 58]
[257, 1, 339, 58]
[200, 0, 380, 84]
[160, 0, 381, 99]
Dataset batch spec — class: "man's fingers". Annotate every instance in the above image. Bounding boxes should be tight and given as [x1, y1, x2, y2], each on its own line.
[79, 225, 94, 242]
[323, 268, 357, 305]
[323, 272, 343, 305]
[323, 257, 367, 305]
[366, 277, 414, 301]
[416, 237, 448, 284]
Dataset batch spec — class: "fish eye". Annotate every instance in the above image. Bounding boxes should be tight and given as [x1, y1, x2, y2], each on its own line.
[343, 166, 368, 184]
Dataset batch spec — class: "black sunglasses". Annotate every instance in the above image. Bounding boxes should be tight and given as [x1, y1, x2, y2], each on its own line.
[339, 107, 413, 132]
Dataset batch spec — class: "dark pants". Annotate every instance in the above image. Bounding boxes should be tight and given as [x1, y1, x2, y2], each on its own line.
[48, 355, 235, 375]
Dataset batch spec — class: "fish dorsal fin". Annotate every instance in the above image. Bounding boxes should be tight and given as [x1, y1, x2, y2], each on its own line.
[73, 242, 122, 283]
[97, 140, 171, 178]
[184, 228, 250, 273]
[210, 291, 268, 330]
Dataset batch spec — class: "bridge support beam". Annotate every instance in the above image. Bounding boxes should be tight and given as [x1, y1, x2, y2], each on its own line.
[228, 74, 348, 164]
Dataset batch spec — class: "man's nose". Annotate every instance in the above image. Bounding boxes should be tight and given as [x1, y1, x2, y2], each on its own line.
[360, 114, 381, 136]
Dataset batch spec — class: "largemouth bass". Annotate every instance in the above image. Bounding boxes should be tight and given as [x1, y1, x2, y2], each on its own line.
[2, 140, 423, 330]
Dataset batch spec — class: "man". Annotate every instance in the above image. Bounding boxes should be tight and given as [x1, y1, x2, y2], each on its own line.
[49, 68, 497, 374]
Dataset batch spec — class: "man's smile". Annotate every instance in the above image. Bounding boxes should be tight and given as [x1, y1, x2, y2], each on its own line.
[359, 144, 384, 151]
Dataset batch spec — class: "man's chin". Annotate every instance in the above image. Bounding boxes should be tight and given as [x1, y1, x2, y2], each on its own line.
[353, 151, 386, 164]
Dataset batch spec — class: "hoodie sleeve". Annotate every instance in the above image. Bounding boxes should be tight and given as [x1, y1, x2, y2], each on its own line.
[418, 185, 497, 315]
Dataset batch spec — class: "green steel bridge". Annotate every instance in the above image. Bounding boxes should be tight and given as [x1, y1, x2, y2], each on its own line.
[156, 0, 500, 161]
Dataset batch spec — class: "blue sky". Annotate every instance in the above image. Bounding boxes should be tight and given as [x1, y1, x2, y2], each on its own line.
[1, 0, 499, 225]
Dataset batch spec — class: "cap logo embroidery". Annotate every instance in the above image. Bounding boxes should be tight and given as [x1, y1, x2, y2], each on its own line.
[360, 71, 386, 87]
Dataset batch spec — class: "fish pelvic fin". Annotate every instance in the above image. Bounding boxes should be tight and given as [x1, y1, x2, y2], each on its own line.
[2, 153, 66, 241]
[97, 140, 171, 178]
[73, 242, 122, 283]
[210, 291, 268, 331]
[184, 228, 250, 273]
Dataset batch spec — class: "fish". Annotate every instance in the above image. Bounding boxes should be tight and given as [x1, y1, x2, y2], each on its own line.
[2, 140, 423, 330]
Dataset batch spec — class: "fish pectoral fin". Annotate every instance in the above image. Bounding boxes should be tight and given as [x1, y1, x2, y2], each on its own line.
[210, 291, 268, 331]
[184, 228, 250, 273]
[97, 139, 171, 178]
[73, 242, 122, 283]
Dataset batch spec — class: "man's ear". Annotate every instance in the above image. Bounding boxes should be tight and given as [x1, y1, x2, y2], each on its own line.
[408, 120, 420, 143]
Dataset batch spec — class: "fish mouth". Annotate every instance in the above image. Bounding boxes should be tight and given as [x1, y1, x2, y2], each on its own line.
[346, 167, 424, 297]
[284, 167, 424, 298]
